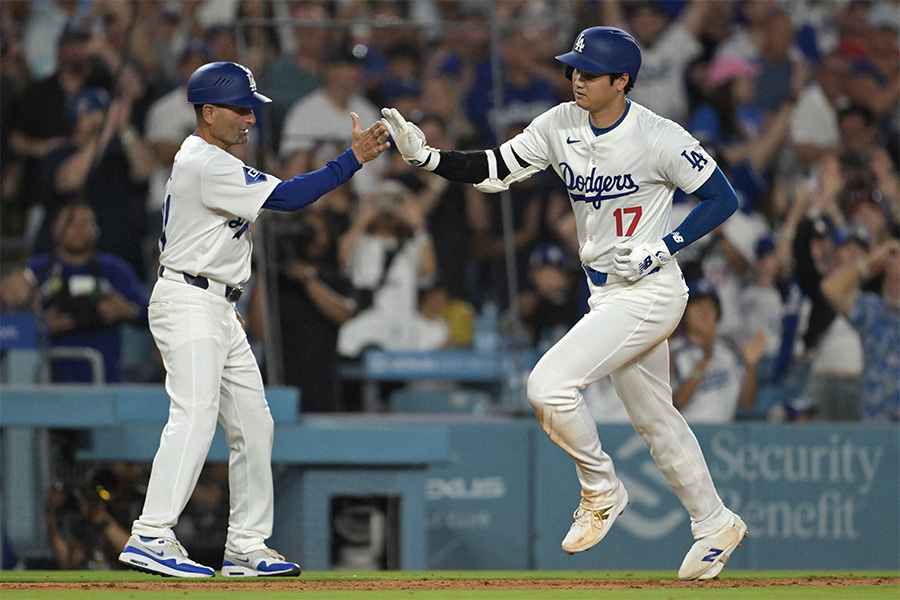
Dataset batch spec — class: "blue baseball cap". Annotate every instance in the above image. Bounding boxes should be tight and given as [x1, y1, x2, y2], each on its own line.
[833, 223, 870, 250]
[755, 235, 776, 259]
[529, 243, 574, 271]
[66, 87, 111, 121]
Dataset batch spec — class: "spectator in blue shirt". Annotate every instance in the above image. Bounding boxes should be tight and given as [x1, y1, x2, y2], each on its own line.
[822, 237, 900, 421]
[2, 202, 148, 383]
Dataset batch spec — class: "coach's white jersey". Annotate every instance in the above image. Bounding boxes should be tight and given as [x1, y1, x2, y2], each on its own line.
[505, 100, 716, 273]
[158, 135, 281, 285]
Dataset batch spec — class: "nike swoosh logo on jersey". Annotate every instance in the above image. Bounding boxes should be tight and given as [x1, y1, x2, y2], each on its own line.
[566, 136, 580, 144]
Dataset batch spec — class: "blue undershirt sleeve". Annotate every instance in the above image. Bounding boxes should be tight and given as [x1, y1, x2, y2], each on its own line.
[662, 166, 738, 254]
[262, 148, 361, 212]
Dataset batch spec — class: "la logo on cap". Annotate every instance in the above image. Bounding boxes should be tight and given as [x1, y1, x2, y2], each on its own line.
[574, 34, 585, 53]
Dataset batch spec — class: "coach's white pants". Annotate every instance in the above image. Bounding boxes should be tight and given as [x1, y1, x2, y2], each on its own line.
[527, 262, 730, 539]
[132, 278, 274, 554]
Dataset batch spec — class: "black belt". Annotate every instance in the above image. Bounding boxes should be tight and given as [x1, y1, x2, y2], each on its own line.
[158, 266, 243, 302]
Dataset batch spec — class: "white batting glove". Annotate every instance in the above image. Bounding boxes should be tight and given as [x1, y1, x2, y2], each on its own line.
[380, 107, 440, 171]
[613, 241, 672, 282]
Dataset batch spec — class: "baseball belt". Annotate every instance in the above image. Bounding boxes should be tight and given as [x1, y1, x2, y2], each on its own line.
[158, 266, 243, 302]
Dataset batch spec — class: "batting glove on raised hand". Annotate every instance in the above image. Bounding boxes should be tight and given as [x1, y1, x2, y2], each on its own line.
[613, 241, 672, 282]
[380, 107, 440, 171]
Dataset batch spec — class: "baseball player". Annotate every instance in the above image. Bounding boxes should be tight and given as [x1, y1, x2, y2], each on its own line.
[118, 62, 389, 578]
[381, 27, 746, 580]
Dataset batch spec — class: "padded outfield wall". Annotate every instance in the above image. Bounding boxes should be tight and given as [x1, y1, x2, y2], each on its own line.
[421, 419, 898, 571]
[1, 386, 897, 571]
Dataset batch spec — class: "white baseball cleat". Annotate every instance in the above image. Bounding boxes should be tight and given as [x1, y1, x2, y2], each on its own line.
[118, 535, 214, 578]
[678, 514, 748, 580]
[221, 548, 301, 577]
[561, 482, 629, 554]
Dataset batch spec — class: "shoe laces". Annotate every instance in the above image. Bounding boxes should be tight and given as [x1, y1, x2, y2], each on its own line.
[159, 538, 189, 558]
[259, 548, 285, 561]
[573, 500, 613, 530]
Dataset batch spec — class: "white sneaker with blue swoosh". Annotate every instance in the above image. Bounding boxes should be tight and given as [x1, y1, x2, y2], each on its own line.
[678, 514, 748, 580]
[118, 535, 214, 578]
[222, 548, 301, 577]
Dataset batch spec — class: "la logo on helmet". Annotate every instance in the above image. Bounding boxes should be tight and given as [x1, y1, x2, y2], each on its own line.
[238, 64, 258, 92]
[574, 34, 585, 53]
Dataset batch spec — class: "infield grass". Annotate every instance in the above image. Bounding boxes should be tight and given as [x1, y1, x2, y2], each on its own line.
[0, 570, 897, 599]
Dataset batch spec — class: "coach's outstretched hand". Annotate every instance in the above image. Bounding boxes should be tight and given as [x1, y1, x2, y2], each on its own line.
[351, 112, 391, 164]
[381, 107, 440, 170]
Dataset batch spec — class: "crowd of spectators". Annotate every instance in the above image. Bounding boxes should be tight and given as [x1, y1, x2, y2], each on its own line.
[1, 0, 898, 423]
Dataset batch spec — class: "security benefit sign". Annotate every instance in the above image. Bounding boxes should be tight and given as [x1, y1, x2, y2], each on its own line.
[706, 423, 899, 570]
[532, 423, 899, 571]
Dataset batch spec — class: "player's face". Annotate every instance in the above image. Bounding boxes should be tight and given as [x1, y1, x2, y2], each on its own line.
[571, 70, 624, 115]
[208, 104, 256, 148]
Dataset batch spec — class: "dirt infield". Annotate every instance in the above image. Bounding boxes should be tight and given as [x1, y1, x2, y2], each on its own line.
[5, 575, 897, 592]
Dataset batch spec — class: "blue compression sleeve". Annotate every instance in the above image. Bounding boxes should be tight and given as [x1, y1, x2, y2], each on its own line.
[263, 148, 361, 212]
[663, 166, 738, 254]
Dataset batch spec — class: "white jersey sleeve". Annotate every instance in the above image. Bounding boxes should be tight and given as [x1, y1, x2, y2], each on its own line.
[201, 151, 279, 223]
[651, 117, 717, 196]
[502, 107, 558, 171]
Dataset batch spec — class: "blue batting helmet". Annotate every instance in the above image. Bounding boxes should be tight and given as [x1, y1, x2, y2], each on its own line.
[186, 62, 271, 107]
[555, 27, 642, 84]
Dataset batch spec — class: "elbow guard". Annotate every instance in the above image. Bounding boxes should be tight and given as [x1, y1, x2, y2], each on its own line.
[473, 143, 540, 193]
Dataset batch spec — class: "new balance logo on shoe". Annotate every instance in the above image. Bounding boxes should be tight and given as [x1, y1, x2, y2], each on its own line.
[678, 515, 748, 580]
[703, 548, 724, 562]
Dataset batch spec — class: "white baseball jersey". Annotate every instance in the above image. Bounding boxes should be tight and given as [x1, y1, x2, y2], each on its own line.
[671, 336, 746, 423]
[504, 100, 716, 273]
[158, 135, 281, 286]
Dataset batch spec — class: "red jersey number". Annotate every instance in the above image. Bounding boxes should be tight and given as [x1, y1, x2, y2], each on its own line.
[614, 206, 642, 237]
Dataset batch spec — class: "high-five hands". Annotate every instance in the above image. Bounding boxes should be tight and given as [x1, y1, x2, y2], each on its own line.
[380, 107, 440, 170]
[613, 240, 672, 282]
[351, 112, 391, 164]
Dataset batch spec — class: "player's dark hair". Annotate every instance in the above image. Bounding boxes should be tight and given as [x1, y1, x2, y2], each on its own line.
[194, 105, 204, 119]
[608, 73, 634, 94]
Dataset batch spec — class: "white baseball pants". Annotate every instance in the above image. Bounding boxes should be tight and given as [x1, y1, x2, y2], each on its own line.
[132, 277, 274, 554]
[527, 262, 730, 539]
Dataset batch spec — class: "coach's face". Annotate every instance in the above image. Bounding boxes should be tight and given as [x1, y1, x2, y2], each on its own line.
[205, 104, 256, 149]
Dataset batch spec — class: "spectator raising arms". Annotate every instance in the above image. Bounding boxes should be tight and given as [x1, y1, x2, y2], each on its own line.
[670, 279, 765, 423]
[821, 237, 900, 422]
